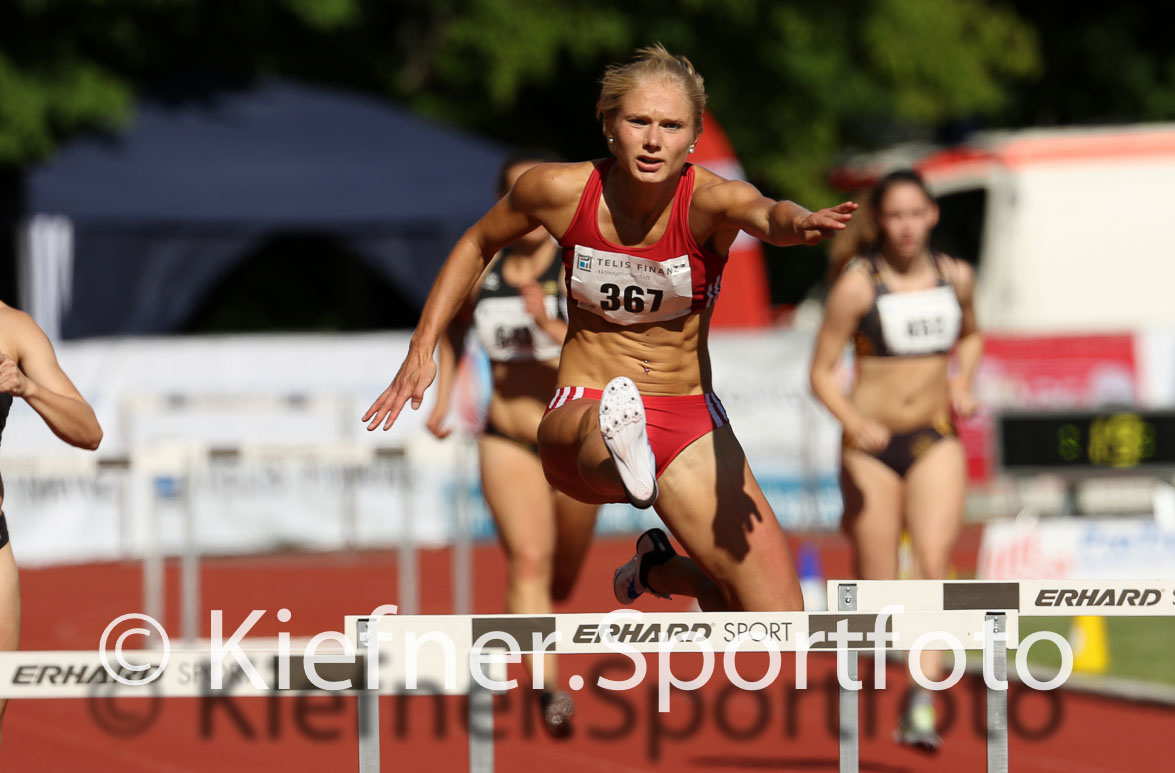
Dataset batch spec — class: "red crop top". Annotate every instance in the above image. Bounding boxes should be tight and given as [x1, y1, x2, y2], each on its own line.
[558, 158, 728, 325]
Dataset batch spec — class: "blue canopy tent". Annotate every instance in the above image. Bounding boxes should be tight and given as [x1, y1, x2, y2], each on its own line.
[20, 79, 506, 338]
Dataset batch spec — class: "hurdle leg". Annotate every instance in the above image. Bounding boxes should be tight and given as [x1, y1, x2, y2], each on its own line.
[453, 438, 473, 616]
[837, 583, 859, 773]
[986, 612, 1009, 773]
[180, 464, 201, 645]
[396, 451, 419, 615]
[468, 660, 495, 773]
[139, 470, 166, 643]
[357, 618, 381, 773]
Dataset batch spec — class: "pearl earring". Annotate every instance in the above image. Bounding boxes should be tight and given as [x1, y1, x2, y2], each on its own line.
[607, 137, 614, 143]
[688, 145, 696, 153]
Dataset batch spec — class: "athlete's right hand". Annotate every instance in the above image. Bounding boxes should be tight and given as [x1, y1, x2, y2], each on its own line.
[845, 417, 891, 454]
[363, 346, 437, 431]
[519, 281, 549, 323]
[425, 403, 452, 439]
[0, 352, 31, 397]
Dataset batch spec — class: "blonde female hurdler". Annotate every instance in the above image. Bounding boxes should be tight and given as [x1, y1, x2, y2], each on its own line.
[367, 45, 855, 615]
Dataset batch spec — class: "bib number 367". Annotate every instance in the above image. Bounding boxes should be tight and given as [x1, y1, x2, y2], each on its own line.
[570, 245, 693, 323]
[599, 284, 663, 314]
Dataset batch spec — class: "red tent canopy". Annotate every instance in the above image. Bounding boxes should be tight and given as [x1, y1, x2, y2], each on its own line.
[692, 112, 771, 328]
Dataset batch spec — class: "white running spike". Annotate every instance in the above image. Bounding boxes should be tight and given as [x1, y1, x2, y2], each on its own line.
[599, 376, 658, 508]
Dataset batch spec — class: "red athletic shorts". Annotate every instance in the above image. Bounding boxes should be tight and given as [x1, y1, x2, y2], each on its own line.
[545, 386, 730, 477]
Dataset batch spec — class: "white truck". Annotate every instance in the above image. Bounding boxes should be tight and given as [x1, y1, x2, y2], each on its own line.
[839, 123, 1175, 332]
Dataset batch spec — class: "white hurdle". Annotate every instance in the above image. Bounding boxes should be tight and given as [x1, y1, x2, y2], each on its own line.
[828, 578, 1175, 773]
[345, 606, 1016, 773]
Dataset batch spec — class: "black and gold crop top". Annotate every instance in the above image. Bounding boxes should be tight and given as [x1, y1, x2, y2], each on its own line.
[473, 246, 565, 363]
[852, 254, 962, 358]
[0, 393, 11, 447]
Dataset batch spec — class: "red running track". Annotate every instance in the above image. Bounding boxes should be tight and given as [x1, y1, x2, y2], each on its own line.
[2, 531, 1171, 772]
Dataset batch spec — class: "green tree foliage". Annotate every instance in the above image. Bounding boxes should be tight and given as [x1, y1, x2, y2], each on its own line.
[0, 0, 1048, 308]
[1, 0, 1038, 207]
[388, 0, 1041, 204]
[0, 0, 378, 163]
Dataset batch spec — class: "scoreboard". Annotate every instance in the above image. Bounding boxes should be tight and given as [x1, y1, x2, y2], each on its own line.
[997, 410, 1175, 475]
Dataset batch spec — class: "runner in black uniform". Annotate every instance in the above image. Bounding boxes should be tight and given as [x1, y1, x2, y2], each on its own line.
[810, 169, 983, 752]
[426, 151, 598, 736]
[0, 303, 103, 743]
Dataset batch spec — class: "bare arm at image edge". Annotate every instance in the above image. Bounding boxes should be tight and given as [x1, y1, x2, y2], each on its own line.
[0, 311, 102, 450]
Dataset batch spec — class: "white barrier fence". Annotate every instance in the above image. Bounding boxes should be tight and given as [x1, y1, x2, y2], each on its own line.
[4, 387, 460, 568]
[3, 438, 423, 641]
[12, 332, 1175, 572]
[4, 330, 847, 568]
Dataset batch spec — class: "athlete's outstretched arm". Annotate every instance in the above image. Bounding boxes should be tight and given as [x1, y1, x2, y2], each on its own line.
[0, 311, 102, 450]
[702, 179, 857, 247]
[364, 167, 564, 431]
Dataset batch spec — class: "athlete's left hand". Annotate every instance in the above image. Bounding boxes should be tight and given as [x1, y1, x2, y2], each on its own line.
[949, 379, 977, 419]
[0, 352, 31, 397]
[796, 202, 858, 245]
[520, 281, 549, 323]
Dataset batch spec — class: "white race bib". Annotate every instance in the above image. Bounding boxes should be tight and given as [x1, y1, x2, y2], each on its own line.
[473, 296, 562, 362]
[876, 286, 962, 356]
[569, 245, 693, 324]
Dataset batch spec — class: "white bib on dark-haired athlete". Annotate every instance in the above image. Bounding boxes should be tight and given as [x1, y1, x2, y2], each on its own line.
[473, 296, 562, 362]
[875, 285, 962, 356]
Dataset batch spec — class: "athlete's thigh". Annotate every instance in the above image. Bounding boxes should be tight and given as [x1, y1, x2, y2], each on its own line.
[655, 425, 800, 608]
[0, 544, 19, 650]
[550, 493, 599, 601]
[840, 449, 904, 580]
[537, 399, 616, 504]
[904, 437, 966, 578]
[479, 436, 555, 560]
[0, 541, 15, 725]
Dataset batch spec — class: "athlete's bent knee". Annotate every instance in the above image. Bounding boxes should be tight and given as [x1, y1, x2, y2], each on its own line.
[510, 548, 553, 585]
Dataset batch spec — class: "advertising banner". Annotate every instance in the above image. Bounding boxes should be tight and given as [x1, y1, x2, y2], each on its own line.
[962, 334, 1138, 481]
[978, 515, 1175, 580]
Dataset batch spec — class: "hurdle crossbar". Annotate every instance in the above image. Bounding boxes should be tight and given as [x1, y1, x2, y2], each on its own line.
[827, 578, 1175, 617]
[0, 648, 370, 700]
[343, 609, 1015, 655]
